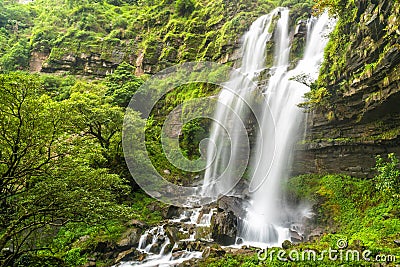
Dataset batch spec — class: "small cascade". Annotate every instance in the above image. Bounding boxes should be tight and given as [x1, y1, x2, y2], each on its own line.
[115, 208, 215, 266]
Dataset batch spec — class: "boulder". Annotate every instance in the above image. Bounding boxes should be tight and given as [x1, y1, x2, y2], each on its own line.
[117, 228, 144, 250]
[114, 248, 139, 263]
[211, 211, 238, 246]
[282, 240, 293, 249]
[163, 205, 182, 219]
[217, 196, 247, 218]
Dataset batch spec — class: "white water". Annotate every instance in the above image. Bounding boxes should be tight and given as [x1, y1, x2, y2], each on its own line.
[240, 12, 334, 246]
[117, 9, 334, 267]
[201, 8, 287, 200]
[116, 208, 215, 266]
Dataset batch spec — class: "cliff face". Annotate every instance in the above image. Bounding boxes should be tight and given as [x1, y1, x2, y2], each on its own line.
[26, 0, 281, 77]
[294, 0, 400, 177]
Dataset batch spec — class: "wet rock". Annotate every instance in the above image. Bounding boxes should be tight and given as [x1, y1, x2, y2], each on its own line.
[83, 260, 96, 267]
[163, 243, 174, 255]
[164, 226, 179, 244]
[282, 240, 293, 249]
[202, 246, 211, 258]
[149, 243, 162, 254]
[217, 196, 247, 218]
[117, 228, 143, 250]
[171, 251, 186, 260]
[94, 241, 114, 254]
[211, 211, 237, 246]
[114, 248, 139, 263]
[307, 227, 324, 242]
[164, 205, 181, 219]
[208, 247, 226, 257]
[145, 233, 153, 247]
[290, 229, 303, 243]
[186, 240, 204, 251]
[180, 217, 191, 223]
[294, 20, 307, 38]
[194, 226, 212, 240]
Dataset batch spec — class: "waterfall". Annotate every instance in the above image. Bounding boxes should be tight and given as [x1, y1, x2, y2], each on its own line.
[240, 12, 334, 246]
[202, 7, 288, 200]
[118, 9, 334, 267]
[201, 8, 333, 246]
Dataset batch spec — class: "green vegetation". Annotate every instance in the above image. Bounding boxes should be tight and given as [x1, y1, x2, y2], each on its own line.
[201, 155, 400, 266]
[0, 71, 167, 266]
[1, 0, 397, 266]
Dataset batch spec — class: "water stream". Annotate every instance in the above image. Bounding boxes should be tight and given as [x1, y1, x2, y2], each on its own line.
[118, 8, 334, 267]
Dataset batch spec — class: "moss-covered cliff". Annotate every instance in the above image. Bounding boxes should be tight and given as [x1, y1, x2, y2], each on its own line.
[295, 0, 400, 177]
[0, 0, 315, 76]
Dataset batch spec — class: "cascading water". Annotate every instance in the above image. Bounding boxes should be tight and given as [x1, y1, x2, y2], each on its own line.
[117, 8, 334, 267]
[239, 12, 334, 246]
[201, 7, 288, 199]
[116, 208, 215, 267]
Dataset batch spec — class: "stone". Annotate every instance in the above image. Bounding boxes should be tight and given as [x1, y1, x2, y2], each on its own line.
[282, 240, 293, 249]
[126, 219, 147, 229]
[210, 210, 238, 246]
[149, 243, 161, 254]
[114, 248, 138, 263]
[202, 246, 211, 258]
[117, 228, 143, 250]
[164, 205, 181, 219]
[217, 196, 247, 218]
[83, 260, 96, 267]
[94, 241, 114, 254]
[290, 229, 303, 243]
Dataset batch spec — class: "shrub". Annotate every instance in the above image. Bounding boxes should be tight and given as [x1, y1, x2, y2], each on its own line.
[373, 153, 400, 197]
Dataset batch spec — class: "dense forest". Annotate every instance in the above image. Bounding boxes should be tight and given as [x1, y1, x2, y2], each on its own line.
[0, 0, 399, 266]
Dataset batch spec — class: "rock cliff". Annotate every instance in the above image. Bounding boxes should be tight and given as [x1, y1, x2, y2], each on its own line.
[293, 0, 400, 177]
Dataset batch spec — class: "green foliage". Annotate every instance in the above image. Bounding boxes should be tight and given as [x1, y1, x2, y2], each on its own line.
[64, 248, 87, 267]
[130, 191, 165, 224]
[287, 173, 400, 259]
[0, 38, 30, 72]
[373, 153, 400, 198]
[40, 74, 77, 101]
[175, 0, 195, 17]
[106, 62, 143, 107]
[15, 254, 66, 267]
[299, 87, 332, 110]
[0, 72, 133, 266]
[180, 118, 209, 160]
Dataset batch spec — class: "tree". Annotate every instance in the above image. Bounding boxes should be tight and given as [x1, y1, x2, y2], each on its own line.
[0, 39, 30, 72]
[65, 81, 142, 189]
[106, 62, 143, 107]
[0, 73, 130, 266]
